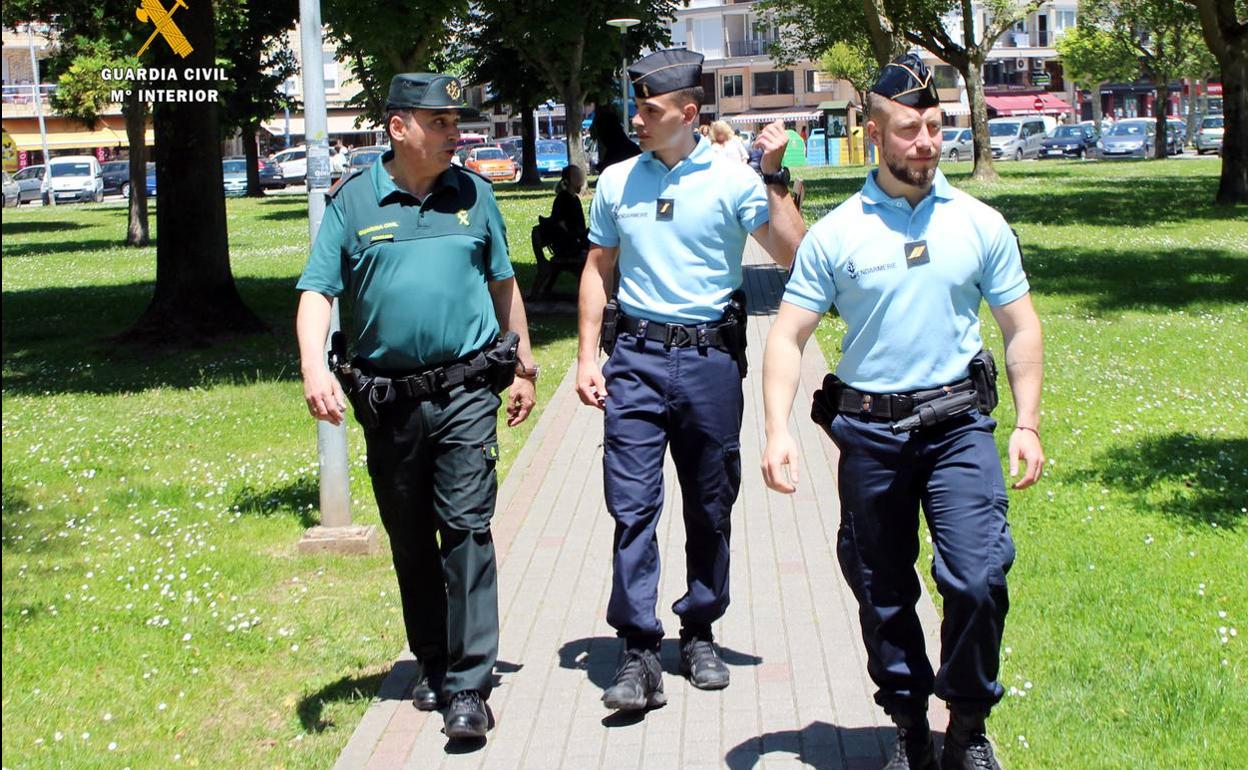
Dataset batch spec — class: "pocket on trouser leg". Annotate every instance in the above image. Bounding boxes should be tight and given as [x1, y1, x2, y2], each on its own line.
[718, 441, 742, 524]
[435, 441, 499, 533]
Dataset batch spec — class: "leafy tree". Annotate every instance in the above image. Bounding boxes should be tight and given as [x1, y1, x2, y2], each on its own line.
[1055, 26, 1140, 135]
[820, 40, 880, 161]
[1180, 0, 1247, 203]
[761, 0, 907, 66]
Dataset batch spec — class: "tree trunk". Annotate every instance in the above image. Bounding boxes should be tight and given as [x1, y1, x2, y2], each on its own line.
[962, 58, 998, 181]
[519, 100, 541, 186]
[1219, 50, 1248, 204]
[1153, 82, 1169, 159]
[562, 85, 586, 172]
[1185, 78, 1200, 146]
[243, 123, 263, 197]
[122, 0, 266, 344]
[1092, 83, 1104, 138]
[123, 90, 150, 247]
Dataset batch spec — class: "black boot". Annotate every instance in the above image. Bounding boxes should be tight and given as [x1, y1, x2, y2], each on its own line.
[679, 628, 730, 690]
[444, 690, 488, 740]
[942, 709, 1001, 770]
[602, 647, 666, 711]
[884, 709, 937, 770]
[410, 659, 444, 712]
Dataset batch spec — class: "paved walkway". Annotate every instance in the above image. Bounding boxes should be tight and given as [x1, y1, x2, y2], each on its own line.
[334, 241, 946, 770]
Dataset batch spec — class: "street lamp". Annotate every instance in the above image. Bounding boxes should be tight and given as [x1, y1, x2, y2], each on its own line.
[607, 18, 640, 136]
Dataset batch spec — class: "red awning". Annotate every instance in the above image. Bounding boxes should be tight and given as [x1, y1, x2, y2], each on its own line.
[984, 93, 1074, 116]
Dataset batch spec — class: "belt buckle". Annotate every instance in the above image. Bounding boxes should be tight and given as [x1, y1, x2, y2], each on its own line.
[664, 323, 692, 348]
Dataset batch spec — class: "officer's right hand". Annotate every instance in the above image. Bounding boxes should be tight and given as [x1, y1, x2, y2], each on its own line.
[303, 367, 347, 426]
[575, 358, 608, 410]
[761, 431, 801, 494]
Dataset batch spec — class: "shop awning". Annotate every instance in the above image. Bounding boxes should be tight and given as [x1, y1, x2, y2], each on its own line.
[6, 125, 154, 151]
[817, 100, 852, 111]
[724, 109, 823, 124]
[261, 113, 382, 137]
[941, 101, 970, 116]
[984, 93, 1073, 116]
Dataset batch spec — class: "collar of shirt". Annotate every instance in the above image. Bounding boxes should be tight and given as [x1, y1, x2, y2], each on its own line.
[370, 149, 461, 206]
[637, 134, 715, 176]
[859, 168, 954, 212]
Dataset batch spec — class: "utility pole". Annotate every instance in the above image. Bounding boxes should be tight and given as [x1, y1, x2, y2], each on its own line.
[27, 23, 55, 206]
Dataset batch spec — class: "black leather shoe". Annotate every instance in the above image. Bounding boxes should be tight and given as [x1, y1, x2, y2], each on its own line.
[679, 635, 730, 690]
[942, 710, 1001, 770]
[602, 648, 666, 711]
[884, 726, 938, 770]
[411, 660, 444, 711]
[444, 690, 488, 739]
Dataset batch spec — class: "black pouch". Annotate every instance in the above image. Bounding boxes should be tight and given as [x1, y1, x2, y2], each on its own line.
[810, 373, 842, 435]
[484, 331, 520, 394]
[724, 289, 749, 378]
[969, 348, 999, 414]
[600, 298, 620, 355]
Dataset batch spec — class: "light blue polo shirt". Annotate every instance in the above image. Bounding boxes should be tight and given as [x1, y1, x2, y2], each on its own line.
[589, 135, 770, 324]
[784, 169, 1029, 392]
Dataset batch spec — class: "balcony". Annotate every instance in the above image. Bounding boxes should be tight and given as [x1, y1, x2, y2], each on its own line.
[2, 83, 58, 116]
[726, 38, 776, 57]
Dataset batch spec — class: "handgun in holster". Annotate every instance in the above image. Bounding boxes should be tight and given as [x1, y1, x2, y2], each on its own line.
[889, 388, 979, 434]
[968, 348, 999, 414]
[723, 289, 749, 378]
[484, 330, 521, 394]
[810, 373, 842, 438]
[600, 298, 620, 355]
[328, 331, 383, 429]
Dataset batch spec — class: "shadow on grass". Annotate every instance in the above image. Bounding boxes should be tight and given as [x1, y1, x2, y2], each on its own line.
[1, 482, 31, 554]
[978, 176, 1237, 227]
[231, 475, 319, 528]
[2, 238, 135, 259]
[1079, 434, 1248, 530]
[1, 220, 90, 235]
[298, 669, 390, 733]
[1026, 244, 1248, 312]
[724, 721, 939, 770]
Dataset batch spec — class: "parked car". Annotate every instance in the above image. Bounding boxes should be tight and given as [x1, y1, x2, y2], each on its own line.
[988, 116, 1048, 160]
[1194, 115, 1223, 154]
[2, 171, 19, 207]
[258, 157, 285, 189]
[100, 160, 130, 196]
[347, 145, 387, 172]
[535, 139, 570, 176]
[1097, 119, 1156, 159]
[462, 145, 516, 183]
[1040, 124, 1097, 159]
[43, 155, 104, 204]
[940, 128, 973, 162]
[1165, 119, 1185, 154]
[270, 146, 307, 183]
[222, 158, 249, 196]
[11, 164, 43, 204]
[145, 162, 157, 196]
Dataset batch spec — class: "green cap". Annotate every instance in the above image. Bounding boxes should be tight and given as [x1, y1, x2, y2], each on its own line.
[386, 72, 468, 110]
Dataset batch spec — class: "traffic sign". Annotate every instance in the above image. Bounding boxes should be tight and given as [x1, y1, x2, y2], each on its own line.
[1033, 96, 1045, 111]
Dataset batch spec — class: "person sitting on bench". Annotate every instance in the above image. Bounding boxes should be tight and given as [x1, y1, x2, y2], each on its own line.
[546, 164, 589, 257]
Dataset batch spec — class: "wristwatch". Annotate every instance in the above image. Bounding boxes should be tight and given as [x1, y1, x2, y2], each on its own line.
[760, 166, 791, 188]
[515, 362, 540, 381]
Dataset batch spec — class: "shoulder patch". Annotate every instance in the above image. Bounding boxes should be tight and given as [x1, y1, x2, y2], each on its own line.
[327, 167, 368, 200]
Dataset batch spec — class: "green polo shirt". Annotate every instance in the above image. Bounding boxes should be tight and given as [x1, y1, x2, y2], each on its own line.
[297, 151, 514, 370]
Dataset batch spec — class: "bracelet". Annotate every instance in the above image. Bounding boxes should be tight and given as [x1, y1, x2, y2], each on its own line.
[1014, 425, 1040, 438]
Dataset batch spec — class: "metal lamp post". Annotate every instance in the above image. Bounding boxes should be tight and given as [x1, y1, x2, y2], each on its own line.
[606, 18, 640, 135]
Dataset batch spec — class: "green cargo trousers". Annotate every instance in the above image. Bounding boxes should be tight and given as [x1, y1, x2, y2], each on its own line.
[362, 383, 501, 699]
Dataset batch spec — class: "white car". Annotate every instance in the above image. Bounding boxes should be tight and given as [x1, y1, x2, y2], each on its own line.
[270, 146, 307, 183]
[43, 155, 104, 204]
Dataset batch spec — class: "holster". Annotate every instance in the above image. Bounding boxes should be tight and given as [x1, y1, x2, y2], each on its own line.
[723, 289, 749, 378]
[968, 348, 999, 414]
[810, 373, 842, 437]
[483, 330, 521, 394]
[889, 388, 979, 434]
[329, 331, 383, 429]
[600, 298, 620, 355]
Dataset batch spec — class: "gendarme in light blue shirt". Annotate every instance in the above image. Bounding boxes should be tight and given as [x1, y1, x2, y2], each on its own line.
[784, 169, 1029, 393]
[589, 135, 770, 324]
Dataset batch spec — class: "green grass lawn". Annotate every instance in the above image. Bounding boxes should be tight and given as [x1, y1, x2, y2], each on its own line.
[800, 159, 1247, 769]
[2, 159, 1245, 770]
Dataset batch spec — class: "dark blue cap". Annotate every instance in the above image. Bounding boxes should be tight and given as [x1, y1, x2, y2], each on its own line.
[628, 48, 704, 98]
[870, 53, 940, 109]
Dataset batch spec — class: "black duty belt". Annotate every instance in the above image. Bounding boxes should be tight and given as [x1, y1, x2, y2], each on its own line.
[836, 379, 976, 422]
[358, 351, 492, 401]
[616, 313, 735, 351]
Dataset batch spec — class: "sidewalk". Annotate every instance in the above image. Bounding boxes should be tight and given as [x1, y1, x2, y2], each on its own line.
[333, 240, 947, 770]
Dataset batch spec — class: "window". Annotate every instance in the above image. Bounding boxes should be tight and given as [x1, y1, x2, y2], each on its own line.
[1056, 10, 1076, 32]
[933, 65, 959, 90]
[804, 70, 834, 93]
[723, 74, 743, 98]
[752, 70, 794, 96]
[323, 62, 338, 92]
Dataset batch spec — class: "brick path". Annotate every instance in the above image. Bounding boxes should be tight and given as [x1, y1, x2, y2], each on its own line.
[333, 240, 947, 770]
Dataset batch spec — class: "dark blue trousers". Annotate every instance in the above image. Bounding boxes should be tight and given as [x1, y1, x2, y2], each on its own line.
[602, 332, 744, 645]
[826, 410, 1015, 715]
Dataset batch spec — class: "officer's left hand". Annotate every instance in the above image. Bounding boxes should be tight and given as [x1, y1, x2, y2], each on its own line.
[754, 120, 789, 174]
[1008, 428, 1045, 489]
[506, 377, 537, 427]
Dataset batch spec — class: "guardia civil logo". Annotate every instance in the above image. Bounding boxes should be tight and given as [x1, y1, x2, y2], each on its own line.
[135, 0, 193, 57]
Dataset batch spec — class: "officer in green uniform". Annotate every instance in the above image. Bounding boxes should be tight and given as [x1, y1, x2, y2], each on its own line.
[295, 72, 539, 741]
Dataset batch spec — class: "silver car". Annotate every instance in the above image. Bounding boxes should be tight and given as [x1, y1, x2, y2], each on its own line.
[1194, 115, 1224, 154]
[3, 170, 20, 207]
[940, 128, 973, 163]
[11, 164, 45, 204]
